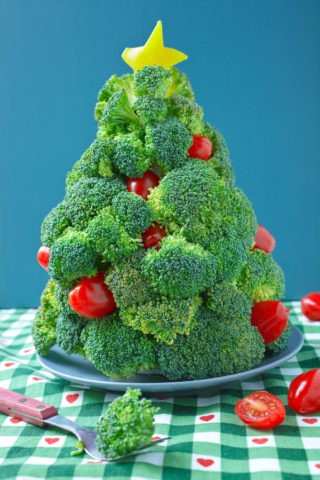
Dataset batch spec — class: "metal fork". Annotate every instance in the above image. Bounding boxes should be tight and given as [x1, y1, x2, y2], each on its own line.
[0, 387, 169, 461]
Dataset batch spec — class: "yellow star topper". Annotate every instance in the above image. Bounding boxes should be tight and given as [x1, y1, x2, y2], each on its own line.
[122, 21, 188, 72]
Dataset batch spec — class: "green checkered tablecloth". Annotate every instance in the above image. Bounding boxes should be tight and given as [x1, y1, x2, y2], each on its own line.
[0, 302, 319, 480]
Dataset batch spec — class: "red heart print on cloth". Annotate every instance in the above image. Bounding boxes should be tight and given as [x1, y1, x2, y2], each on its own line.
[66, 393, 80, 404]
[197, 458, 215, 467]
[10, 418, 22, 424]
[252, 438, 269, 445]
[302, 418, 318, 424]
[45, 437, 59, 445]
[199, 414, 215, 422]
[4, 362, 15, 367]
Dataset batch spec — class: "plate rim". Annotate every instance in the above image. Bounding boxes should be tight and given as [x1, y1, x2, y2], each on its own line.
[36, 326, 304, 393]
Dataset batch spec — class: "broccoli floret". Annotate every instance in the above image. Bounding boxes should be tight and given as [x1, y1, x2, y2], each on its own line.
[168, 94, 203, 133]
[32, 280, 58, 356]
[206, 281, 253, 320]
[64, 177, 125, 230]
[156, 307, 265, 380]
[229, 188, 257, 249]
[111, 133, 151, 177]
[120, 296, 202, 344]
[48, 229, 98, 284]
[106, 251, 155, 309]
[96, 388, 159, 459]
[56, 312, 86, 356]
[236, 249, 285, 302]
[95, 74, 135, 121]
[133, 66, 171, 97]
[98, 88, 141, 136]
[145, 117, 193, 173]
[141, 235, 216, 299]
[265, 323, 292, 355]
[203, 122, 235, 186]
[112, 191, 154, 237]
[41, 202, 70, 248]
[81, 312, 156, 378]
[134, 96, 169, 123]
[66, 137, 113, 188]
[209, 236, 247, 282]
[85, 207, 139, 263]
[167, 67, 195, 100]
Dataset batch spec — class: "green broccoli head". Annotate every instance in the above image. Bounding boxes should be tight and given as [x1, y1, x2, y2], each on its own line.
[48, 229, 98, 285]
[133, 65, 171, 97]
[96, 388, 159, 459]
[167, 94, 204, 134]
[64, 177, 125, 230]
[156, 307, 265, 380]
[106, 251, 155, 310]
[202, 122, 235, 186]
[145, 117, 193, 173]
[41, 202, 70, 248]
[98, 88, 141, 136]
[111, 132, 151, 177]
[265, 322, 291, 355]
[120, 295, 202, 344]
[32, 280, 58, 356]
[206, 281, 253, 320]
[141, 235, 217, 299]
[81, 312, 157, 378]
[85, 207, 139, 263]
[66, 137, 114, 188]
[236, 249, 285, 302]
[167, 67, 195, 100]
[95, 73, 134, 121]
[56, 312, 86, 356]
[112, 191, 154, 237]
[133, 96, 169, 124]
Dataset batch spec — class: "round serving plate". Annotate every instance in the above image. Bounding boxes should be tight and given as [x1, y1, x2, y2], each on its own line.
[37, 326, 304, 396]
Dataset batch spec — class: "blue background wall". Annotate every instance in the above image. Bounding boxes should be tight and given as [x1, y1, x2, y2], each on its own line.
[1, 0, 319, 307]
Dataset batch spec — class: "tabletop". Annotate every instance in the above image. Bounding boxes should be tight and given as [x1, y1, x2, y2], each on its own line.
[0, 302, 319, 480]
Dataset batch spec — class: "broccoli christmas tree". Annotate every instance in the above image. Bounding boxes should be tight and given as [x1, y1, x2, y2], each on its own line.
[34, 22, 290, 381]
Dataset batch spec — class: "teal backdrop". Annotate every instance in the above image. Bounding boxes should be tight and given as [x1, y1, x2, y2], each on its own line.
[1, 0, 319, 307]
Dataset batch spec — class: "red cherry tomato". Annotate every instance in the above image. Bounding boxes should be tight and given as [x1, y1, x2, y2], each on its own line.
[250, 300, 290, 344]
[288, 369, 320, 414]
[142, 223, 166, 250]
[68, 272, 116, 319]
[37, 246, 50, 271]
[188, 135, 212, 160]
[253, 224, 276, 253]
[126, 170, 160, 200]
[301, 293, 320, 321]
[235, 391, 286, 429]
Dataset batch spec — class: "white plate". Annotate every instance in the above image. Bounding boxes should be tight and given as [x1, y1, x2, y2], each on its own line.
[37, 326, 304, 395]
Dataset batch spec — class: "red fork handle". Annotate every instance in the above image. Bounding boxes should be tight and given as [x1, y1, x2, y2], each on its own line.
[0, 387, 58, 427]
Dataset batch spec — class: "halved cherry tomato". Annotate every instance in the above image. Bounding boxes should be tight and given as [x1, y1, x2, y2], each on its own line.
[253, 224, 276, 254]
[126, 170, 160, 200]
[37, 246, 50, 271]
[188, 135, 212, 160]
[68, 272, 116, 318]
[142, 223, 166, 250]
[301, 293, 320, 321]
[250, 300, 290, 344]
[288, 369, 320, 414]
[235, 391, 286, 429]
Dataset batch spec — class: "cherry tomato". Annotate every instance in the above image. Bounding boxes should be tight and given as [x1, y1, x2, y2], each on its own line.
[68, 272, 116, 319]
[126, 170, 160, 200]
[142, 223, 166, 250]
[253, 224, 276, 254]
[235, 391, 286, 429]
[250, 300, 290, 344]
[288, 369, 320, 414]
[37, 246, 50, 271]
[301, 293, 320, 321]
[188, 135, 212, 160]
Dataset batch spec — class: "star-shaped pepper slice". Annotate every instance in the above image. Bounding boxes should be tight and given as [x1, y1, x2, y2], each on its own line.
[122, 20, 188, 72]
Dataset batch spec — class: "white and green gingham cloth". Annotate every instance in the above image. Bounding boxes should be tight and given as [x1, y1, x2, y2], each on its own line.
[0, 301, 319, 480]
